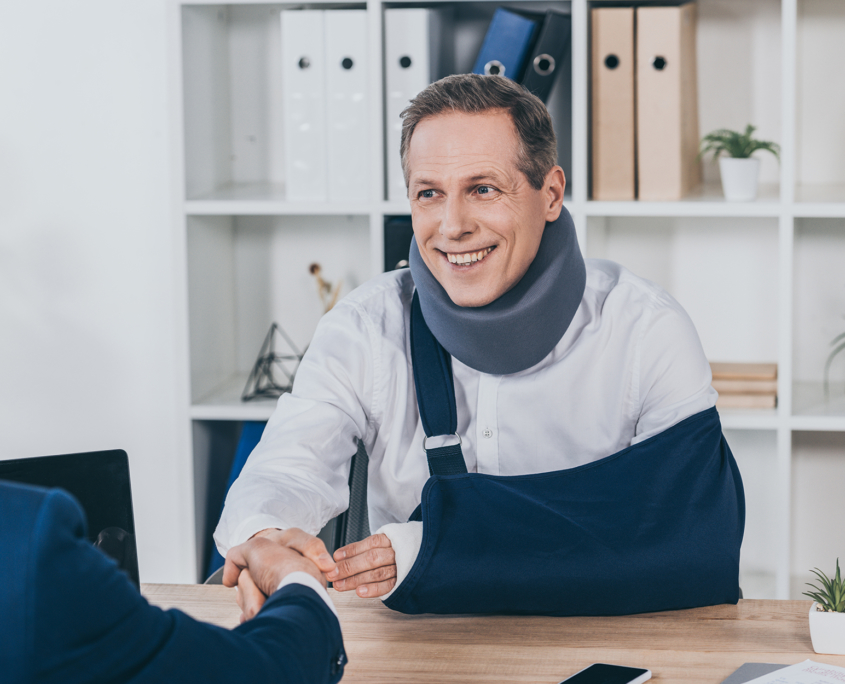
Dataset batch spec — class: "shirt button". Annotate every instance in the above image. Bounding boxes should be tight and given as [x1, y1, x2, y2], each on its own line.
[482, 428, 493, 439]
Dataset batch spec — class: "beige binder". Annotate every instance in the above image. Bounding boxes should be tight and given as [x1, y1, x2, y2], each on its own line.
[591, 7, 635, 201]
[636, 2, 701, 201]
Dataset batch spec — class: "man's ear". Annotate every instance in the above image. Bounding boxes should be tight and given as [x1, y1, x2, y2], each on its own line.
[543, 166, 566, 222]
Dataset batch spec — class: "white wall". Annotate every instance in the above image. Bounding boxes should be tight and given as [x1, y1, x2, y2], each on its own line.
[0, 1, 194, 583]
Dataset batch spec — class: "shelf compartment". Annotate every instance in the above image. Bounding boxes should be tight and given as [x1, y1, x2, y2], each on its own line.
[790, 430, 845, 597]
[725, 428, 780, 599]
[794, 184, 845, 217]
[791, 381, 845, 431]
[586, 216, 780, 367]
[696, 0, 783, 193]
[181, 4, 369, 205]
[186, 214, 370, 406]
[796, 1, 845, 199]
[792, 217, 845, 419]
[588, 0, 782, 201]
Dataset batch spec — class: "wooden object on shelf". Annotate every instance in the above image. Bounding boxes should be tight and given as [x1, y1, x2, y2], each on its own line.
[712, 378, 779, 394]
[711, 362, 778, 381]
[636, 2, 701, 200]
[591, 7, 636, 200]
[712, 362, 778, 409]
[717, 393, 777, 409]
[143, 585, 845, 683]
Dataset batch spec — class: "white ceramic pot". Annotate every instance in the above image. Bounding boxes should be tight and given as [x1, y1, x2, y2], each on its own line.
[719, 157, 761, 201]
[809, 602, 845, 655]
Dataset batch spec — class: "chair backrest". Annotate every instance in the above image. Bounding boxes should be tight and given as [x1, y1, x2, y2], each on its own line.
[0, 450, 140, 587]
[206, 439, 371, 583]
[332, 440, 370, 551]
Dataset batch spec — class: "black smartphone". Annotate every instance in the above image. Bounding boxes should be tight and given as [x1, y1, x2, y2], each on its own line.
[558, 663, 652, 684]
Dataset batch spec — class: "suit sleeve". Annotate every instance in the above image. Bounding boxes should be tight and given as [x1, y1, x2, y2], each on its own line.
[32, 490, 345, 684]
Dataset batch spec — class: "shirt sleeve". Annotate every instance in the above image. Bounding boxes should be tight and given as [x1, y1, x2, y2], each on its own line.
[633, 292, 718, 444]
[375, 521, 423, 601]
[277, 571, 338, 619]
[214, 299, 378, 555]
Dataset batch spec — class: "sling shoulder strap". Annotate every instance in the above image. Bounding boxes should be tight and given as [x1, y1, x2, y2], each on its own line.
[410, 291, 468, 476]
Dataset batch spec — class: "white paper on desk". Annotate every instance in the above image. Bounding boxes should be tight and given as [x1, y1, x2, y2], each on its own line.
[746, 660, 845, 684]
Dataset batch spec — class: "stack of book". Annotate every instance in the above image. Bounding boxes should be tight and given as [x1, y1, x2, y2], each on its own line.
[710, 362, 778, 409]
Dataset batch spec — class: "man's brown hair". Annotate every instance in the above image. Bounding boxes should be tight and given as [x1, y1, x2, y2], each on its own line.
[400, 74, 558, 191]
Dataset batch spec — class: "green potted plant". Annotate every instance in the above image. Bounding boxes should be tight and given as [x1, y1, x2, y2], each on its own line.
[803, 559, 845, 655]
[698, 124, 780, 201]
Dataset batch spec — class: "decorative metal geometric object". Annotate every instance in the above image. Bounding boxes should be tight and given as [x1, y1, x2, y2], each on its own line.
[241, 323, 304, 402]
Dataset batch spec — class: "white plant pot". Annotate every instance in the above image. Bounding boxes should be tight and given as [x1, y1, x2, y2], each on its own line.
[809, 602, 845, 655]
[719, 157, 761, 201]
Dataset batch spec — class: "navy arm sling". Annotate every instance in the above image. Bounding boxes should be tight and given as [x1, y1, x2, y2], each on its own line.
[383, 292, 745, 616]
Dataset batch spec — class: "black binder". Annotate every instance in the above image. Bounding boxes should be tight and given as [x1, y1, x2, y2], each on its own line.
[520, 9, 572, 103]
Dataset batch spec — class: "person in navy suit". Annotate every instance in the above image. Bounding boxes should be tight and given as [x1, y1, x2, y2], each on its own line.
[0, 480, 347, 684]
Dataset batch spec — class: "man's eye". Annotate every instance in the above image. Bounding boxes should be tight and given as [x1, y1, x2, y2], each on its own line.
[419, 189, 436, 199]
[477, 185, 495, 195]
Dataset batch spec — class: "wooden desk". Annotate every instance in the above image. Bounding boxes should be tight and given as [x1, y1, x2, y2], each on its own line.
[143, 585, 845, 683]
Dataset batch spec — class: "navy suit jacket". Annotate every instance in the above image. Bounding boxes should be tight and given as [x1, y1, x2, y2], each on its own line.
[0, 481, 346, 684]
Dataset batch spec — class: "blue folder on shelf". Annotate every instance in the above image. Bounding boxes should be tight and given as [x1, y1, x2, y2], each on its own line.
[472, 8, 541, 81]
[206, 421, 267, 578]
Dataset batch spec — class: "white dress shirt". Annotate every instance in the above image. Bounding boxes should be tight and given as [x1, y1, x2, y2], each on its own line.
[214, 259, 717, 564]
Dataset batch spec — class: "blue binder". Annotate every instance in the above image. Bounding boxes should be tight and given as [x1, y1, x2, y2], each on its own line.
[205, 421, 267, 578]
[472, 8, 541, 81]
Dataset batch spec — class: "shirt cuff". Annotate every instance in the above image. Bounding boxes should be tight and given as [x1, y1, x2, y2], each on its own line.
[276, 571, 339, 619]
[216, 514, 287, 556]
[376, 521, 423, 601]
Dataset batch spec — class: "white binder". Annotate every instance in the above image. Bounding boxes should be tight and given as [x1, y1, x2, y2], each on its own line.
[281, 10, 327, 202]
[325, 10, 369, 203]
[384, 9, 451, 202]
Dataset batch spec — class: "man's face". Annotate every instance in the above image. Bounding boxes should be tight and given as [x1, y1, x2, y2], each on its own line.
[407, 110, 565, 308]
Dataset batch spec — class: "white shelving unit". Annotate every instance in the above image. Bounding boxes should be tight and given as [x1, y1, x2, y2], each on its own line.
[170, 0, 845, 591]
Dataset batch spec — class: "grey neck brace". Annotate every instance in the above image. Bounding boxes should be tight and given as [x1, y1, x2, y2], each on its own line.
[409, 206, 587, 375]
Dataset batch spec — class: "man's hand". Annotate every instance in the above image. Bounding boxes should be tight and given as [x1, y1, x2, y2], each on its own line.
[250, 527, 338, 576]
[222, 530, 335, 622]
[328, 533, 397, 598]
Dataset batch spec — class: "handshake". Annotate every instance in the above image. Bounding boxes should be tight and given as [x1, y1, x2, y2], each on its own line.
[223, 528, 398, 621]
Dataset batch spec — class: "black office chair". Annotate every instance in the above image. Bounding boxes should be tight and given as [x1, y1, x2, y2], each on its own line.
[205, 441, 370, 585]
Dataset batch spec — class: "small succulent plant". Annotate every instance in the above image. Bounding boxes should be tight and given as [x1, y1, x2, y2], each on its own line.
[803, 559, 845, 612]
[698, 124, 780, 161]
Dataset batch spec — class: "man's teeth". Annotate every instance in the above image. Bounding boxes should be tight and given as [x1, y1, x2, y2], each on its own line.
[447, 247, 494, 265]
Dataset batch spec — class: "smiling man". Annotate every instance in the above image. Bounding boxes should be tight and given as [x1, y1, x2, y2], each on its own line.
[214, 75, 725, 608]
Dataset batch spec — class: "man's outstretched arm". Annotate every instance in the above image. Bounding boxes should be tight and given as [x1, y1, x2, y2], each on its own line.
[30, 488, 346, 684]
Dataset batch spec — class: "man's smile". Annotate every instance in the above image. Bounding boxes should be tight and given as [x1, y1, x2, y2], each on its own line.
[441, 246, 496, 266]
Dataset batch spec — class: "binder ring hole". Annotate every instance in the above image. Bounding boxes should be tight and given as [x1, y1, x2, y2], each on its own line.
[652, 56, 667, 71]
[604, 54, 620, 70]
[399, 55, 412, 69]
[341, 57, 354, 70]
[298, 57, 310, 70]
[533, 54, 555, 76]
[422, 433, 462, 453]
[484, 60, 505, 77]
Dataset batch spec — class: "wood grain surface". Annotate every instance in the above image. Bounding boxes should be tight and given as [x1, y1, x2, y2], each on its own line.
[142, 585, 845, 683]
